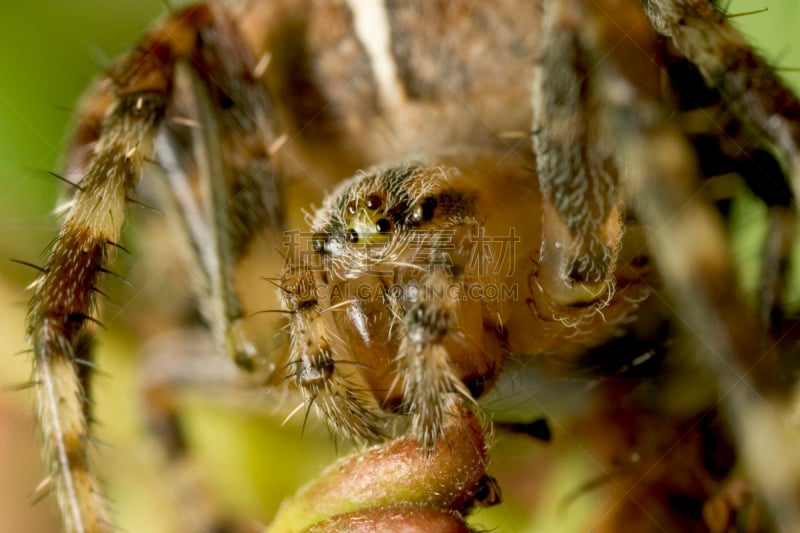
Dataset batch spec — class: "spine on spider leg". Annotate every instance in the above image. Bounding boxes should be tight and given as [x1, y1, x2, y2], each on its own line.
[27, 91, 167, 532]
[397, 267, 486, 451]
[281, 265, 385, 443]
[25, 7, 212, 531]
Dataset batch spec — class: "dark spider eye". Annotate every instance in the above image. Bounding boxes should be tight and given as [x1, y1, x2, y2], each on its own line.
[366, 194, 383, 210]
[347, 229, 359, 243]
[375, 218, 392, 233]
[407, 196, 438, 226]
[420, 197, 437, 221]
[346, 200, 357, 216]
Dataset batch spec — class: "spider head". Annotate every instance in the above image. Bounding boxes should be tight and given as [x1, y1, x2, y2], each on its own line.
[342, 192, 394, 246]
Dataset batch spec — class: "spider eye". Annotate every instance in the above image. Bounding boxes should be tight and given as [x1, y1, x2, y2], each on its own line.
[343, 194, 393, 245]
[375, 218, 392, 233]
[420, 197, 437, 221]
[408, 196, 438, 225]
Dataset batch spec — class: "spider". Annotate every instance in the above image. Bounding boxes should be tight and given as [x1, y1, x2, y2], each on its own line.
[17, 0, 800, 531]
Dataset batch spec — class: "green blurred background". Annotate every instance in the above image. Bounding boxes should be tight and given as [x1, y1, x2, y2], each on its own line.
[0, 1, 797, 532]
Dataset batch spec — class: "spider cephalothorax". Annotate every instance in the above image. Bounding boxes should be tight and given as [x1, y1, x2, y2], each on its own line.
[22, 1, 800, 531]
[281, 151, 652, 451]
